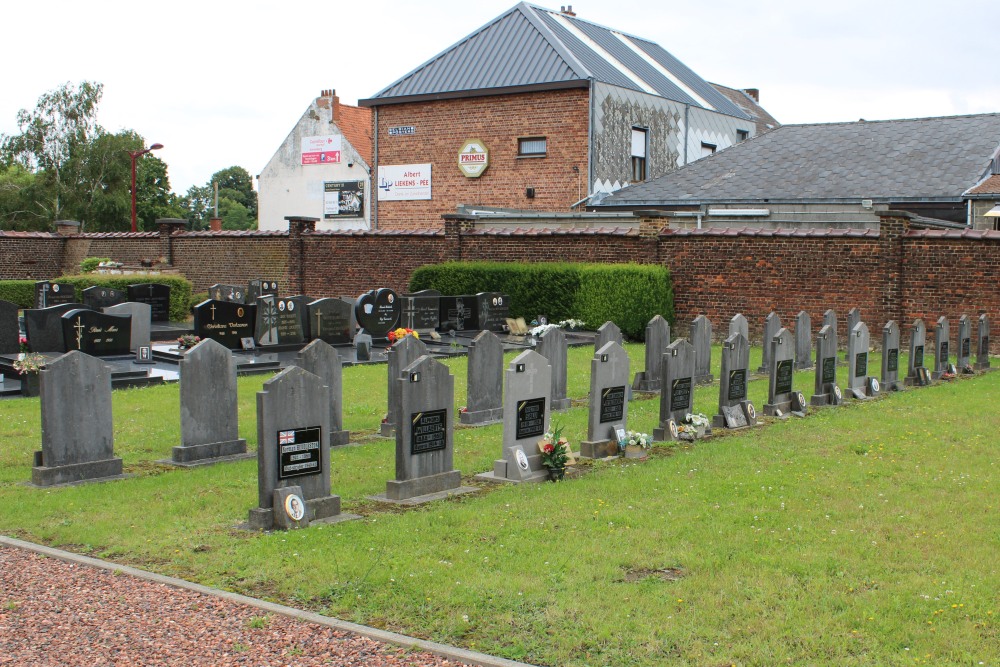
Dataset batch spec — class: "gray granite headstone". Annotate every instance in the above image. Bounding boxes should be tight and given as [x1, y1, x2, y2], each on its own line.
[823, 309, 839, 363]
[691, 315, 713, 385]
[536, 326, 570, 411]
[172, 338, 248, 464]
[795, 311, 813, 370]
[82, 286, 125, 310]
[249, 365, 351, 530]
[32, 351, 123, 486]
[382, 355, 467, 501]
[354, 333, 372, 361]
[653, 339, 696, 441]
[292, 340, 350, 447]
[957, 315, 973, 372]
[846, 321, 878, 399]
[0, 299, 19, 355]
[764, 327, 804, 417]
[905, 319, 928, 386]
[61, 309, 132, 356]
[461, 330, 504, 425]
[633, 315, 670, 392]
[24, 303, 91, 353]
[255, 295, 307, 346]
[881, 320, 903, 392]
[810, 324, 841, 406]
[595, 321, 623, 354]
[380, 334, 428, 436]
[713, 332, 754, 429]
[757, 312, 781, 374]
[976, 314, 991, 371]
[729, 313, 748, 342]
[933, 316, 950, 380]
[487, 349, 551, 483]
[580, 341, 630, 458]
[104, 302, 151, 352]
[308, 298, 354, 345]
[845, 308, 861, 360]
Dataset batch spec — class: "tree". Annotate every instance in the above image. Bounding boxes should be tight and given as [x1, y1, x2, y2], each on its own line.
[211, 166, 257, 220]
[0, 164, 45, 230]
[180, 166, 258, 230]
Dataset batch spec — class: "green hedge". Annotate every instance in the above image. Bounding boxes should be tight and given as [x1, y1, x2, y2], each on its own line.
[409, 262, 672, 340]
[0, 274, 193, 321]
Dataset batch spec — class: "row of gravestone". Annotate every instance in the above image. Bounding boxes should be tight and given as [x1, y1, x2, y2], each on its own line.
[34, 281, 171, 321]
[3, 300, 152, 356]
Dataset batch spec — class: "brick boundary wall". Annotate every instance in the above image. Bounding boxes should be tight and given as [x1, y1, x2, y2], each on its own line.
[2, 213, 998, 352]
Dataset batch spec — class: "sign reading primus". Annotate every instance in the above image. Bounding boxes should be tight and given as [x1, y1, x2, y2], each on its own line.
[277, 426, 322, 479]
[457, 138, 489, 178]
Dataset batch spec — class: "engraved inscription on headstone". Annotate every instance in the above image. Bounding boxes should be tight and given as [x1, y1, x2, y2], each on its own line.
[670, 377, 692, 412]
[127, 283, 170, 322]
[727, 369, 747, 402]
[887, 349, 898, 372]
[516, 398, 546, 440]
[277, 426, 322, 479]
[822, 356, 836, 383]
[411, 409, 447, 454]
[914, 346, 924, 368]
[599, 386, 626, 423]
[775, 359, 793, 395]
[855, 352, 868, 378]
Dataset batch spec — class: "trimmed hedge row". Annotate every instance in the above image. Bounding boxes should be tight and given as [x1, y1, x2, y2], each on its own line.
[0, 274, 193, 321]
[409, 262, 672, 340]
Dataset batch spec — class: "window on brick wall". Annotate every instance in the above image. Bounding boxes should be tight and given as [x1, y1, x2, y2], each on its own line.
[631, 127, 647, 182]
[518, 137, 547, 157]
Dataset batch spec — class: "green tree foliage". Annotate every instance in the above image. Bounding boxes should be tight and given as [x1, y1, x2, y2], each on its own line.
[181, 165, 258, 230]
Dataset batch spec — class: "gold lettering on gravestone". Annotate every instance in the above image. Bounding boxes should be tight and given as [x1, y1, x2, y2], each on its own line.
[74, 317, 84, 350]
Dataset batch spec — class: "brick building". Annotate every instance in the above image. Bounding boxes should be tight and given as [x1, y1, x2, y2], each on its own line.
[360, 2, 764, 230]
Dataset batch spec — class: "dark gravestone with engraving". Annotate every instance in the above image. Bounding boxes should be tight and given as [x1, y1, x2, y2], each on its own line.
[356, 288, 401, 338]
[976, 314, 991, 371]
[729, 313, 748, 342]
[247, 280, 279, 303]
[633, 315, 670, 392]
[933, 316, 950, 380]
[758, 312, 781, 374]
[536, 325, 570, 411]
[0, 299, 19, 355]
[438, 295, 472, 332]
[286, 295, 315, 340]
[32, 351, 123, 486]
[654, 339, 695, 441]
[461, 330, 504, 425]
[127, 283, 170, 322]
[845, 308, 861, 361]
[61, 309, 132, 356]
[255, 295, 307, 346]
[881, 320, 903, 392]
[401, 290, 441, 332]
[292, 340, 350, 447]
[957, 315, 973, 372]
[765, 328, 805, 417]
[307, 298, 353, 345]
[82, 286, 125, 310]
[208, 284, 246, 303]
[193, 300, 256, 350]
[713, 332, 754, 429]
[580, 341, 630, 458]
[24, 303, 92, 353]
[846, 321, 878, 399]
[594, 321, 623, 355]
[476, 292, 510, 332]
[483, 349, 551, 483]
[905, 319, 928, 387]
[34, 281, 76, 308]
[691, 315, 713, 385]
[811, 324, 841, 406]
[795, 311, 813, 370]
[380, 334, 429, 437]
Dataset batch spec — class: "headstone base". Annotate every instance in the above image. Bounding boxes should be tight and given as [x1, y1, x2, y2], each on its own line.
[247, 495, 356, 531]
[379, 422, 395, 438]
[763, 401, 791, 417]
[477, 460, 549, 484]
[694, 373, 714, 385]
[31, 453, 125, 487]
[974, 361, 992, 372]
[795, 362, 814, 371]
[631, 371, 660, 393]
[329, 430, 351, 447]
[459, 407, 503, 425]
[375, 478, 477, 505]
[579, 439, 619, 459]
[810, 394, 831, 407]
[714, 404, 750, 429]
[169, 439, 248, 465]
[384, 470, 463, 501]
[550, 397, 572, 412]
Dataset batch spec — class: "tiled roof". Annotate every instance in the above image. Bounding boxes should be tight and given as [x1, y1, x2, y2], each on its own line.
[661, 227, 879, 238]
[709, 83, 780, 135]
[966, 174, 1000, 195]
[600, 113, 1000, 206]
[306, 228, 443, 236]
[362, 3, 749, 120]
[337, 103, 373, 167]
[467, 226, 638, 236]
[905, 228, 1000, 240]
[0, 231, 61, 238]
[177, 230, 289, 237]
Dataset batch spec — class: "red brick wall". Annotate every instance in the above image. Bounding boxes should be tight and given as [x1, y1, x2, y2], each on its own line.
[171, 234, 291, 293]
[374, 89, 590, 230]
[0, 235, 64, 280]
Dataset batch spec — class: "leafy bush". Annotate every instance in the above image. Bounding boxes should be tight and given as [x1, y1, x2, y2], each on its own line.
[409, 262, 672, 340]
[1, 275, 194, 321]
[0, 281, 38, 308]
[79, 257, 111, 274]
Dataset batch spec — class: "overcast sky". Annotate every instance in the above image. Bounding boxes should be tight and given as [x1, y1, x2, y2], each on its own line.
[3, 0, 998, 193]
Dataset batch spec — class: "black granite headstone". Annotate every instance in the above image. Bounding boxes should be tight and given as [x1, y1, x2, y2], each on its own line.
[355, 288, 400, 337]
[255, 295, 308, 346]
[208, 284, 246, 303]
[82, 286, 126, 310]
[127, 283, 171, 322]
[193, 300, 256, 350]
[34, 281, 77, 308]
[599, 385, 626, 423]
[307, 298, 353, 344]
[775, 359, 794, 395]
[670, 377, 692, 412]
[515, 397, 546, 440]
[247, 280, 279, 303]
[401, 290, 441, 331]
[61, 309, 132, 356]
[24, 303, 93, 353]
[476, 292, 510, 332]
[439, 295, 473, 332]
[0, 299, 19, 355]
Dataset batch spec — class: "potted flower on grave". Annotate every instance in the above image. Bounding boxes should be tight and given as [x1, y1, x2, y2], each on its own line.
[19, 336, 29, 353]
[557, 319, 586, 331]
[176, 334, 201, 350]
[677, 413, 710, 440]
[619, 430, 653, 459]
[387, 327, 419, 344]
[538, 422, 572, 481]
[13, 352, 46, 397]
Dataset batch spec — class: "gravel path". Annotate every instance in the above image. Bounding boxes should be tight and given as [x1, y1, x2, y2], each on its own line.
[0, 544, 475, 667]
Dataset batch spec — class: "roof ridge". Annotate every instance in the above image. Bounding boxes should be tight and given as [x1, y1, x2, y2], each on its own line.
[520, 3, 591, 80]
[780, 111, 1000, 129]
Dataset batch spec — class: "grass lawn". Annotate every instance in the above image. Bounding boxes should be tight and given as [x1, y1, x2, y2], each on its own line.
[0, 342, 997, 666]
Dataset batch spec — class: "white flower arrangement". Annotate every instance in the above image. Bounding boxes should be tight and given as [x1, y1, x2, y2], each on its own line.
[621, 430, 652, 449]
[684, 413, 710, 428]
[557, 319, 586, 330]
[530, 319, 586, 337]
[529, 323, 560, 337]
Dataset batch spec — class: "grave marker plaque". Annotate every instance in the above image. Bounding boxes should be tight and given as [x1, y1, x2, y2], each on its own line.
[581, 341, 629, 458]
[278, 427, 322, 479]
[61, 309, 132, 356]
[411, 409, 447, 454]
[515, 398, 546, 440]
[127, 283, 170, 322]
[193, 300, 256, 350]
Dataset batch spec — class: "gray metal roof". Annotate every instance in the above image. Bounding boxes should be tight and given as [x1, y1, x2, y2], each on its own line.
[362, 2, 749, 119]
[598, 113, 1000, 206]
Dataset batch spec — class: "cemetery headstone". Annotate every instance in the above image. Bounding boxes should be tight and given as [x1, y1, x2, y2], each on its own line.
[691, 315, 714, 385]
[485, 349, 551, 483]
[292, 340, 350, 447]
[653, 339, 696, 441]
[307, 298, 353, 345]
[34, 281, 76, 308]
[255, 295, 307, 346]
[82, 286, 125, 310]
[438, 295, 472, 332]
[475, 292, 510, 332]
[881, 320, 903, 392]
[208, 284, 246, 303]
[193, 300, 256, 350]
[461, 330, 504, 425]
[380, 334, 428, 437]
[580, 341, 630, 458]
[933, 316, 950, 380]
[32, 351, 123, 486]
[823, 309, 840, 364]
[171, 338, 248, 464]
[127, 283, 171, 322]
[248, 365, 354, 530]
[594, 321, 623, 354]
[355, 288, 401, 337]
[845, 308, 861, 360]
[61, 309, 132, 356]
[633, 315, 670, 392]
[0, 299, 19, 355]
[764, 327, 806, 417]
[401, 289, 441, 332]
[957, 315, 973, 373]
[104, 302, 151, 352]
[354, 333, 372, 361]
[536, 326, 571, 411]
[757, 312, 781, 373]
[729, 313, 748, 342]
[975, 314, 991, 371]
[381, 355, 472, 501]
[905, 319, 930, 387]
[810, 324, 842, 406]
[23, 303, 91, 353]
[795, 311, 813, 370]
[287, 295, 315, 340]
[713, 332, 755, 429]
[247, 279, 279, 303]
[846, 321, 879, 399]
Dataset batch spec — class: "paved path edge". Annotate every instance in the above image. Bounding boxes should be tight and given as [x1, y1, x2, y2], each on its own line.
[0, 535, 538, 667]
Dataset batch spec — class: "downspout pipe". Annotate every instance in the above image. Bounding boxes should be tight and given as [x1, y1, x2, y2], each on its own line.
[372, 107, 379, 230]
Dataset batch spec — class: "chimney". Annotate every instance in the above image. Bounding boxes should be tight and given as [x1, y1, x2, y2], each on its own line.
[560, 5, 576, 16]
[209, 218, 222, 232]
[329, 88, 339, 123]
[743, 88, 759, 102]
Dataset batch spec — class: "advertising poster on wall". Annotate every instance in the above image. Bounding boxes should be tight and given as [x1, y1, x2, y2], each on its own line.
[301, 135, 342, 165]
[323, 181, 365, 218]
[377, 164, 432, 201]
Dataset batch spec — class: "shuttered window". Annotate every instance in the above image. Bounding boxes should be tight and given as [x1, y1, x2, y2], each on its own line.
[518, 137, 547, 156]
[631, 127, 648, 182]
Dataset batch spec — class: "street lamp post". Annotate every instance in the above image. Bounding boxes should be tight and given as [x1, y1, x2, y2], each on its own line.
[128, 143, 163, 232]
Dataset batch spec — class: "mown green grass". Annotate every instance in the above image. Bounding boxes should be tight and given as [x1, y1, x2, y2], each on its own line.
[0, 342, 997, 666]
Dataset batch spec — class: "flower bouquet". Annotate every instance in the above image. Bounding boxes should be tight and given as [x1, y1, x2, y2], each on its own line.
[176, 334, 201, 349]
[388, 327, 419, 344]
[677, 413, 710, 440]
[538, 422, 572, 481]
